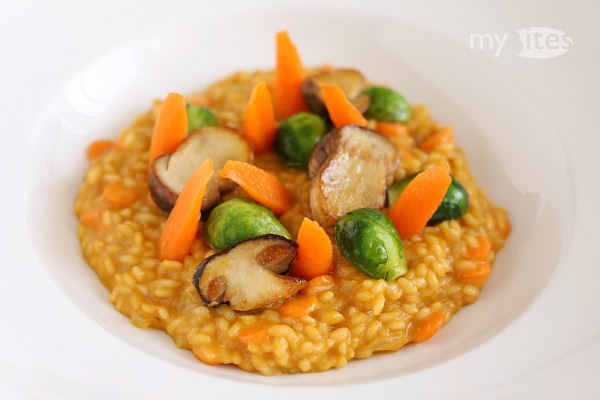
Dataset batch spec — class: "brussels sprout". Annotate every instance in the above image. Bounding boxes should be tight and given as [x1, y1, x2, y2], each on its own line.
[206, 197, 291, 250]
[387, 174, 470, 224]
[275, 112, 327, 169]
[363, 86, 411, 123]
[186, 104, 219, 132]
[336, 208, 407, 281]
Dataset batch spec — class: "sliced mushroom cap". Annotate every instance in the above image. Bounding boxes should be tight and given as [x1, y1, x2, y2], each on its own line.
[302, 69, 369, 116]
[149, 126, 252, 213]
[309, 125, 399, 231]
[193, 234, 305, 311]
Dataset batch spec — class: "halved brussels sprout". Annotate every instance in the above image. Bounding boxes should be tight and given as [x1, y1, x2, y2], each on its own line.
[363, 86, 411, 123]
[335, 208, 407, 281]
[206, 197, 292, 250]
[275, 112, 327, 169]
[387, 174, 470, 224]
[186, 104, 219, 132]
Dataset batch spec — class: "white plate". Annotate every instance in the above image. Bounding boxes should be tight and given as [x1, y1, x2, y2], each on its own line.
[3, 0, 599, 398]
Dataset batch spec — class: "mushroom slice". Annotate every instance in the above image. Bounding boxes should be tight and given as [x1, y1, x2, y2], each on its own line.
[302, 69, 369, 116]
[149, 126, 252, 213]
[309, 125, 399, 231]
[193, 234, 305, 311]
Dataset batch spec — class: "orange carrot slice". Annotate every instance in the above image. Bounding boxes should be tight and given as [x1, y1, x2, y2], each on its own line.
[455, 261, 491, 286]
[79, 205, 107, 226]
[186, 93, 210, 106]
[86, 140, 113, 160]
[501, 217, 512, 239]
[466, 236, 491, 261]
[388, 163, 452, 239]
[158, 159, 214, 261]
[243, 81, 277, 154]
[420, 127, 454, 151]
[279, 295, 319, 319]
[148, 93, 188, 168]
[274, 31, 308, 118]
[412, 310, 444, 343]
[289, 217, 333, 280]
[320, 84, 368, 128]
[238, 323, 272, 344]
[102, 183, 139, 206]
[375, 122, 409, 138]
[219, 160, 293, 216]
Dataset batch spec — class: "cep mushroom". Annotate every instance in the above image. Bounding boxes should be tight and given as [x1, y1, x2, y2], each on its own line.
[308, 125, 399, 232]
[302, 68, 370, 117]
[149, 126, 252, 212]
[193, 234, 305, 311]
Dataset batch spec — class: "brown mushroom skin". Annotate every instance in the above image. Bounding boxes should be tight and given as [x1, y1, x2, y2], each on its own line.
[193, 235, 305, 311]
[309, 125, 399, 232]
[302, 69, 369, 117]
[148, 126, 252, 213]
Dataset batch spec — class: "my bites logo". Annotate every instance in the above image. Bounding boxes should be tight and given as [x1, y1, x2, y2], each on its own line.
[469, 27, 573, 58]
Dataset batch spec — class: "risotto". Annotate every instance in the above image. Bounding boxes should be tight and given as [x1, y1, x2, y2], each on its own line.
[74, 33, 510, 375]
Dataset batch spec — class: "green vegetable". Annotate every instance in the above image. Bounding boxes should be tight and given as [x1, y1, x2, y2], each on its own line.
[275, 112, 327, 169]
[335, 208, 407, 281]
[387, 174, 470, 224]
[186, 104, 219, 132]
[206, 197, 291, 250]
[363, 86, 411, 123]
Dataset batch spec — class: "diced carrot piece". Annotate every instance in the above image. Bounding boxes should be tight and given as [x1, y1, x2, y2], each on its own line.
[102, 183, 139, 206]
[148, 93, 188, 168]
[274, 31, 308, 118]
[320, 63, 334, 72]
[455, 261, 492, 286]
[86, 140, 113, 160]
[243, 81, 277, 154]
[420, 127, 454, 151]
[289, 218, 333, 280]
[501, 217, 512, 239]
[412, 310, 444, 343]
[320, 84, 368, 128]
[279, 295, 319, 319]
[388, 164, 452, 239]
[466, 236, 491, 261]
[219, 160, 293, 216]
[79, 206, 107, 226]
[158, 159, 214, 261]
[399, 148, 417, 161]
[375, 122, 409, 138]
[238, 324, 272, 344]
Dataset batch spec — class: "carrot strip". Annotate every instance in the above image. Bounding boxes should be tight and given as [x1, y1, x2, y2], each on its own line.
[420, 126, 454, 151]
[375, 122, 409, 138]
[320, 84, 368, 128]
[466, 236, 491, 261]
[86, 140, 113, 160]
[274, 31, 308, 118]
[238, 323, 272, 344]
[412, 310, 444, 343]
[219, 160, 293, 216]
[289, 218, 333, 280]
[158, 159, 214, 261]
[243, 81, 277, 154]
[279, 295, 319, 319]
[388, 163, 452, 239]
[148, 93, 188, 168]
[102, 183, 140, 206]
[455, 261, 492, 285]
